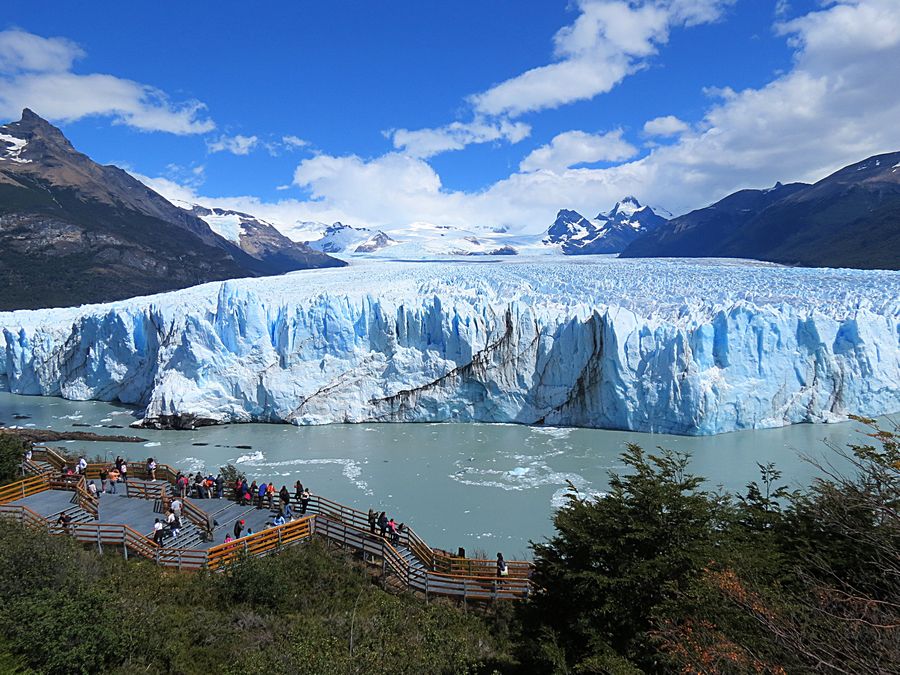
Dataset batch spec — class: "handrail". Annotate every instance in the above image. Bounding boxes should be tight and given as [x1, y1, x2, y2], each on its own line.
[0, 474, 50, 505]
[206, 515, 315, 570]
[179, 496, 213, 539]
[73, 476, 99, 520]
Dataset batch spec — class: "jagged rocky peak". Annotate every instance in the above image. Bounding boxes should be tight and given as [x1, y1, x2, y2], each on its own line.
[546, 209, 592, 242]
[354, 231, 397, 253]
[544, 198, 669, 255]
[0, 109, 79, 167]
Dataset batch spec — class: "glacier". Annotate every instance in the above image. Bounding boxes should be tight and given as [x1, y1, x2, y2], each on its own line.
[1, 257, 898, 435]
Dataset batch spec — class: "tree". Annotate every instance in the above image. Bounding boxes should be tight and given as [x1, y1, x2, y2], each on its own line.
[0, 434, 27, 484]
[518, 444, 723, 672]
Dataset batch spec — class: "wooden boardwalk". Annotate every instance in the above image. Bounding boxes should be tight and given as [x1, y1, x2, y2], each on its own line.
[1, 446, 533, 602]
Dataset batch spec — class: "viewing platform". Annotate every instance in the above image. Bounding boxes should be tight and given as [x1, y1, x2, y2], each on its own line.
[1, 447, 532, 602]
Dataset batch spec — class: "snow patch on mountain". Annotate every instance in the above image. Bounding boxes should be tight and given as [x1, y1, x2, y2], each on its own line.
[1, 258, 897, 436]
[0, 133, 30, 164]
[199, 212, 244, 244]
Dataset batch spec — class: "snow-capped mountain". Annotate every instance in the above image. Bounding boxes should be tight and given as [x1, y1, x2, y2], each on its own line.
[544, 198, 669, 254]
[172, 202, 332, 274]
[307, 223, 388, 253]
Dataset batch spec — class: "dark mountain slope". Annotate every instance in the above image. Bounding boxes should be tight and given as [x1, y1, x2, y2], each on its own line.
[621, 152, 900, 270]
[0, 109, 344, 310]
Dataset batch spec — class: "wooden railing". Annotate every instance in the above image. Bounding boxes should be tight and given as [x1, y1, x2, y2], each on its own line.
[73, 476, 99, 520]
[207, 515, 315, 570]
[312, 514, 531, 600]
[0, 474, 50, 505]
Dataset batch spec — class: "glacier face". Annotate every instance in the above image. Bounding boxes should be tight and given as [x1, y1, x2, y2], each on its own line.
[1, 257, 898, 435]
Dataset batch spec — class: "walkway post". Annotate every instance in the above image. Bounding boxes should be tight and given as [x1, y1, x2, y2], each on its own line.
[96, 526, 102, 555]
[122, 526, 129, 561]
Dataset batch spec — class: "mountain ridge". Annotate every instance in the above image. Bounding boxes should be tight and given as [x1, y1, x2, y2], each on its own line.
[621, 152, 900, 269]
[0, 109, 344, 310]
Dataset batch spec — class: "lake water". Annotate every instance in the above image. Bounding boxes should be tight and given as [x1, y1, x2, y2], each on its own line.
[1, 391, 892, 558]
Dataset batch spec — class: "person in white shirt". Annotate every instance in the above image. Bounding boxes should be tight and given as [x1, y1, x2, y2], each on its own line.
[152, 518, 164, 545]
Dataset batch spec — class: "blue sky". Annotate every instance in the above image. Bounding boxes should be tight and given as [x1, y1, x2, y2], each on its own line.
[2, 1, 899, 234]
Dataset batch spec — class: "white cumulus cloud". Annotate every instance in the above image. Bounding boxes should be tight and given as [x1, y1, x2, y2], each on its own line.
[642, 115, 689, 137]
[207, 134, 259, 155]
[390, 118, 531, 158]
[0, 29, 214, 134]
[519, 130, 637, 172]
[471, 0, 736, 117]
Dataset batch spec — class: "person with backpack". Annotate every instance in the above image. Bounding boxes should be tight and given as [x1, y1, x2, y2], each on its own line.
[257, 482, 268, 510]
[377, 511, 388, 538]
[279, 485, 290, 509]
[233, 519, 245, 539]
[166, 510, 181, 539]
[266, 482, 276, 510]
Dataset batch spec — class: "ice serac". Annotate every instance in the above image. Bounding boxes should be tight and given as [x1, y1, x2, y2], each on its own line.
[1, 259, 899, 435]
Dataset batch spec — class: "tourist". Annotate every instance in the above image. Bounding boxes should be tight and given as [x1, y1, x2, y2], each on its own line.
[387, 518, 397, 544]
[120, 459, 128, 482]
[266, 482, 276, 510]
[114, 456, 123, 473]
[147, 457, 157, 481]
[76, 456, 87, 475]
[279, 485, 290, 508]
[377, 511, 388, 538]
[257, 482, 267, 510]
[178, 473, 189, 498]
[99, 466, 108, 493]
[153, 518, 164, 545]
[273, 510, 286, 527]
[107, 466, 119, 493]
[294, 480, 303, 502]
[56, 511, 72, 534]
[171, 497, 183, 520]
[193, 473, 205, 498]
[283, 501, 293, 520]
[300, 488, 310, 515]
[496, 553, 508, 578]
[368, 509, 376, 534]
[224, 534, 233, 544]
[166, 510, 180, 539]
[233, 519, 245, 539]
[215, 474, 224, 499]
[87, 481, 99, 499]
[396, 522, 405, 546]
